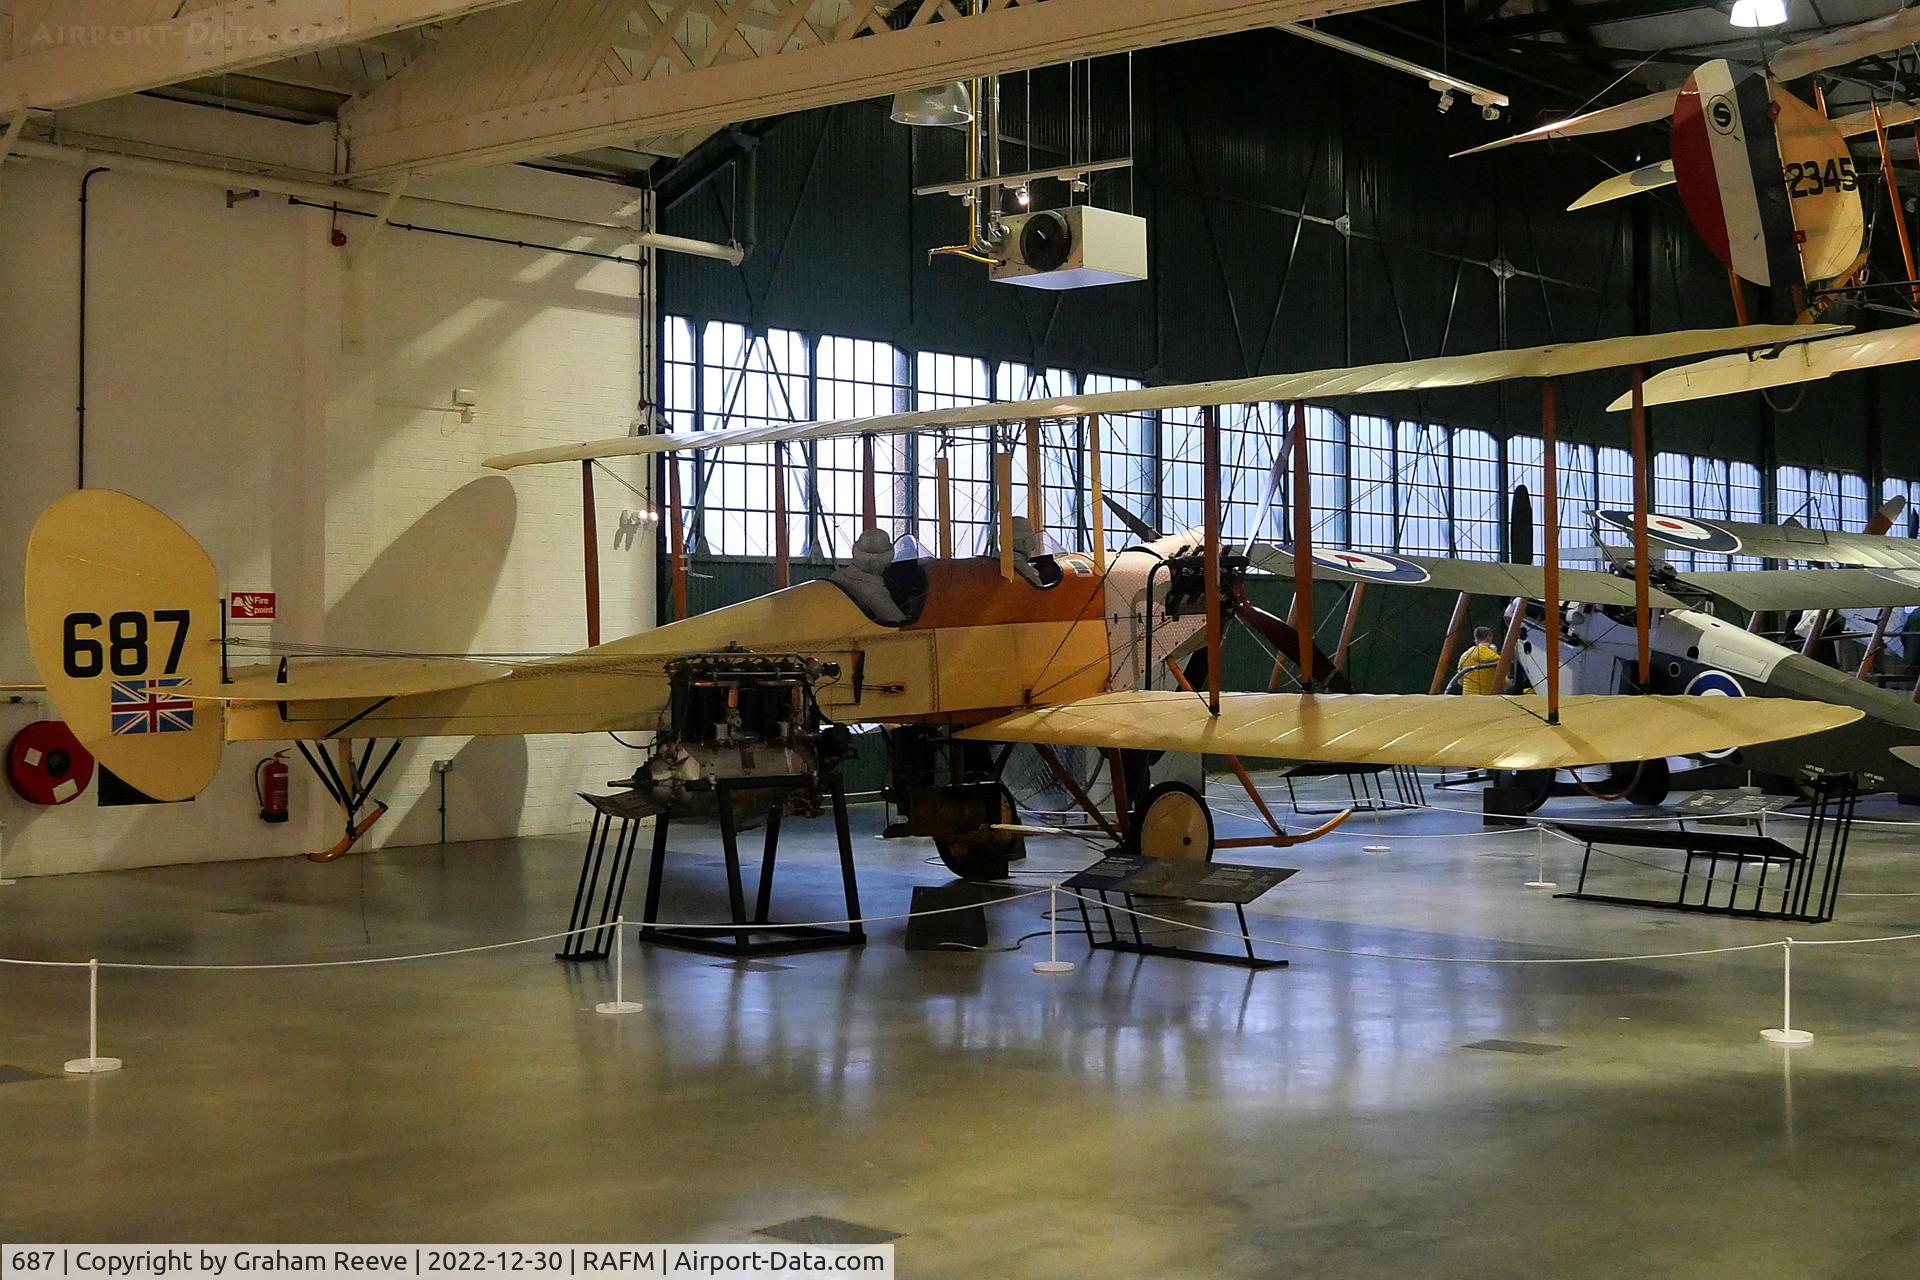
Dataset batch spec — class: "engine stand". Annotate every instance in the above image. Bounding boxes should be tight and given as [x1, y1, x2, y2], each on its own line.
[636, 774, 867, 958]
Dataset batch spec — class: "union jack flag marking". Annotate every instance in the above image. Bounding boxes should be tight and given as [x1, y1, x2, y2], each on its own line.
[110, 679, 195, 735]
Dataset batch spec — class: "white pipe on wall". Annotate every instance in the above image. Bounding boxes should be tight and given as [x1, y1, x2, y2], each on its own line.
[11, 138, 747, 264]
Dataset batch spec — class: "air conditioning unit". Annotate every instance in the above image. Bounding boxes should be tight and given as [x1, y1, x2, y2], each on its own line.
[989, 206, 1148, 290]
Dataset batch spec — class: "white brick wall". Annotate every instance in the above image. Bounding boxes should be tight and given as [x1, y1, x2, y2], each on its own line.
[0, 144, 658, 877]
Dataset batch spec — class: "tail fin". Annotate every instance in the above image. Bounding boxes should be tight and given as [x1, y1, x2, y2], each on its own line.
[25, 490, 224, 801]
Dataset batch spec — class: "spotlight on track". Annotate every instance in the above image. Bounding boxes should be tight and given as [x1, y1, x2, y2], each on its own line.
[1436, 87, 1455, 114]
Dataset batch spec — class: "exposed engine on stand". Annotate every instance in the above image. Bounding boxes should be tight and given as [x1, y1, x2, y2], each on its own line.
[614, 650, 848, 821]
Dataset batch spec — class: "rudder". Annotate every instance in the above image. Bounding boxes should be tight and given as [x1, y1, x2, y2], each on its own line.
[25, 490, 224, 802]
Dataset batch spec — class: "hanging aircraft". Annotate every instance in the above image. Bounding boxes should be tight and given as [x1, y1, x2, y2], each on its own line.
[22, 325, 1862, 872]
[1453, 9, 1920, 301]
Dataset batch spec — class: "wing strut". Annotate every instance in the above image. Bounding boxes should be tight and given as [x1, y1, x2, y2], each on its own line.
[935, 451, 954, 560]
[666, 456, 689, 621]
[1088, 415, 1106, 574]
[1430, 591, 1470, 694]
[581, 461, 602, 647]
[1290, 403, 1316, 689]
[1629, 368, 1652, 686]
[1542, 379, 1561, 724]
[773, 442, 791, 588]
[1870, 100, 1920, 305]
[1202, 404, 1223, 715]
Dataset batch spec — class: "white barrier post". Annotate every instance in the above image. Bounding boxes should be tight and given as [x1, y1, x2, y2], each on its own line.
[595, 916, 644, 1015]
[1525, 821, 1557, 890]
[1761, 938, 1813, 1045]
[1033, 884, 1076, 975]
[64, 958, 122, 1075]
[1362, 803, 1390, 854]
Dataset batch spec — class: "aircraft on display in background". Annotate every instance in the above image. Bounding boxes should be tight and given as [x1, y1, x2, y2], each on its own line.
[22, 325, 1864, 873]
[1457, 7, 1920, 288]
[1250, 497, 1920, 808]
[1455, 7, 1920, 404]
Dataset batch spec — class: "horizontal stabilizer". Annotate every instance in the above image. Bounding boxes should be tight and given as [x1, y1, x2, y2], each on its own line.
[957, 691, 1860, 771]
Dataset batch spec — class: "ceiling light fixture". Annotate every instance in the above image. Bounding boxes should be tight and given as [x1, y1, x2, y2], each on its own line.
[890, 82, 974, 128]
[1729, 0, 1788, 28]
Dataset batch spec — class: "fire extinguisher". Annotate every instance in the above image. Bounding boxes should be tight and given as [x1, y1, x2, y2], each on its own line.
[255, 751, 290, 824]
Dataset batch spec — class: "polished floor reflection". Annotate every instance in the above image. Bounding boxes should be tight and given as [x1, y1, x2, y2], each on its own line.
[5, 777, 1920, 1278]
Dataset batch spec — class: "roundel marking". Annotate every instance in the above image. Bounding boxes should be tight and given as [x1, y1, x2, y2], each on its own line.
[1686, 670, 1744, 698]
[1309, 549, 1431, 584]
[1866, 568, 1920, 589]
[1597, 509, 1743, 555]
[1706, 94, 1737, 135]
[1685, 669, 1744, 759]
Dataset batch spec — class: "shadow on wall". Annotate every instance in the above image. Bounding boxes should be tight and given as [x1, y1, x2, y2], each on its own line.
[328, 476, 518, 653]
[380, 733, 529, 851]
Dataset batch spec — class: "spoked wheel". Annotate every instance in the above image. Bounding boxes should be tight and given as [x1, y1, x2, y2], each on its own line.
[1623, 757, 1671, 807]
[934, 794, 1026, 881]
[1133, 781, 1215, 862]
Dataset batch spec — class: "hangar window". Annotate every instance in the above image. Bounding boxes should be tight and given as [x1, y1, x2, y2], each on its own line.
[1304, 406, 1349, 550]
[917, 351, 995, 556]
[658, 314, 1802, 580]
[996, 364, 1082, 544]
[818, 336, 910, 557]
[1349, 415, 1396, 552]
[1396, 421, 1451, 557]
[685, 322, 809, 557]
[1451, 429, 1500, 560]
[1886, 479, 1920, 536]
[1160, 406, 1205, 535]
[1085, 374, 1154, 548]
[1777, 465, 1869, 537]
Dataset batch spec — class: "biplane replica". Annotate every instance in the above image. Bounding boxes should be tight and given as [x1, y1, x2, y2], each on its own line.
[1456, 6, 1920, 406]
[23, 325, 1863, 874]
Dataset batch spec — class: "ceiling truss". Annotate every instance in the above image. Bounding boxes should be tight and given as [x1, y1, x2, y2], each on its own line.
[337, 0, 1402, 180]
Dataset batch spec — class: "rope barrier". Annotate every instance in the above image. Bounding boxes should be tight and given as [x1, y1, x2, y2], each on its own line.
[2, 888, 1055, 973]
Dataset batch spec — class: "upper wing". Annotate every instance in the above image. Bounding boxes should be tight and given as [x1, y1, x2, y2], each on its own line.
[1768, 8, 1920, 79]
[1450, 89, 1679, 158]
[1245, 544, 1683, 609]
[956, 690, 1860, 771]
[1596, 510, 1920, 570]
[483, 324, 1835, 470]
[1567, 105, 1920, 213]
[1607, 327, 1920, 411]
[1675, 568, 1920, 613]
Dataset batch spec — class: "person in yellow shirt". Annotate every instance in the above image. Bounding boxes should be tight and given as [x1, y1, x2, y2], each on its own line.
[1457, 626, 1502, 695]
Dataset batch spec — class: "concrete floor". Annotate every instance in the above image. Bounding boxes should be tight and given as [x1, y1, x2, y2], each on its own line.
[5, 775, 1920, 1278]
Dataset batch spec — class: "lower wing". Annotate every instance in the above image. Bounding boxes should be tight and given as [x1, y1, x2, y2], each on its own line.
[956, 691, 1860, 771]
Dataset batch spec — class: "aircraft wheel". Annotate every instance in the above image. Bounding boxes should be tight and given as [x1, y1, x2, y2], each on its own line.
[1624, 757, 1671, 807]
[933, 795, 1025, 881]
[1133, 781, 1215, 862]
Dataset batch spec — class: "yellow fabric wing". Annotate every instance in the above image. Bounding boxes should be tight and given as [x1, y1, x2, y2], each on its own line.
[955, 691, 1860, 771]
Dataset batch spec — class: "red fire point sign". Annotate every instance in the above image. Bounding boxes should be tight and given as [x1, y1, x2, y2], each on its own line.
[229, 592, 277, 622]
